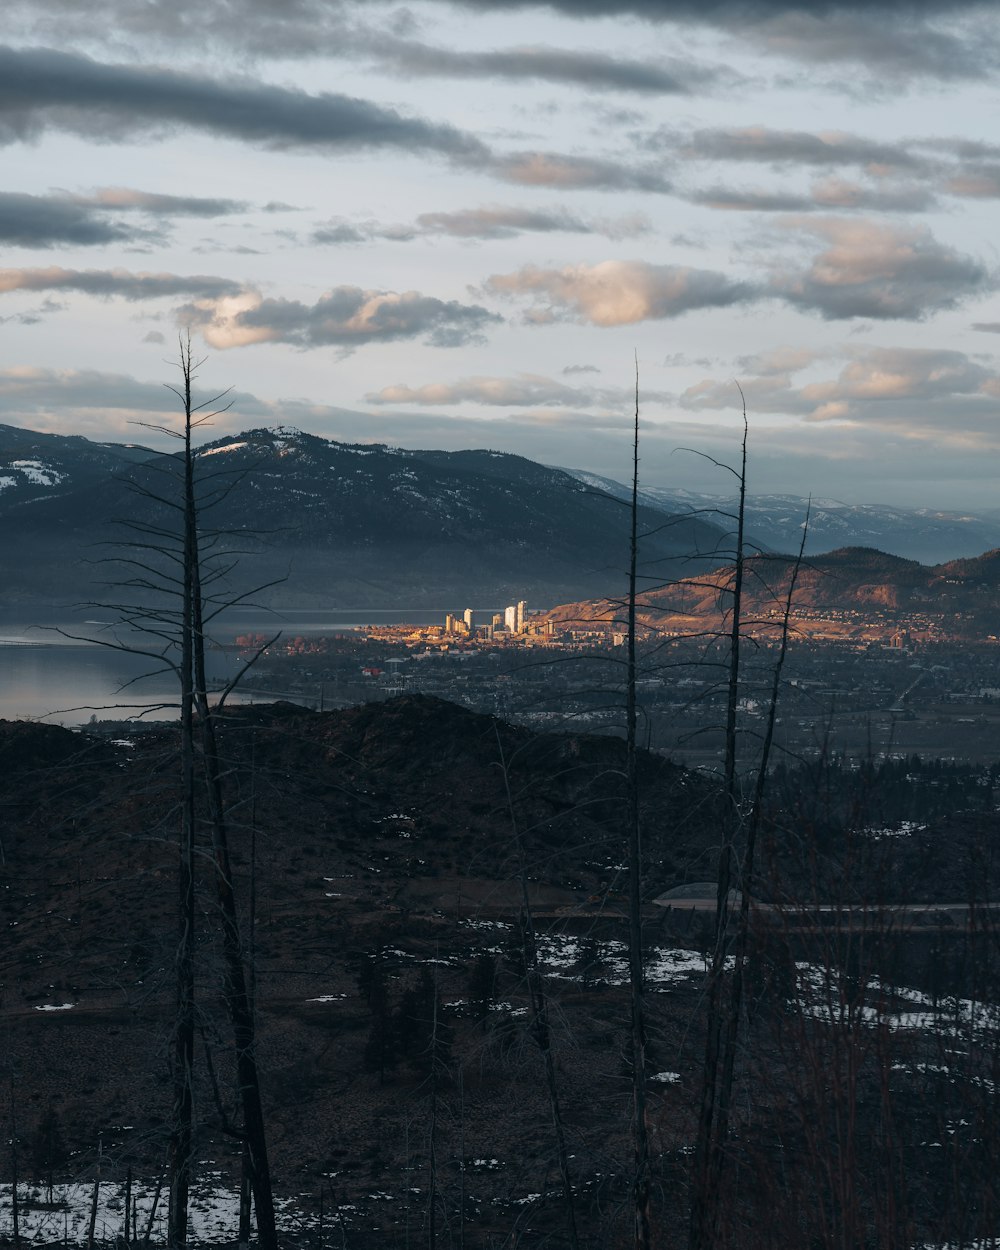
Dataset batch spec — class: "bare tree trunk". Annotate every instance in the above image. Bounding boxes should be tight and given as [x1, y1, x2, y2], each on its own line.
[174, 339, 277, 1250]
[143, 1158, 166, 1249]
[710, 507, 809, 1203]
[626, 360, 652, 1250]
[168, 366, 197, 1250]
[87, 1136, 102, 1250]
[689, 400, 749, 1250]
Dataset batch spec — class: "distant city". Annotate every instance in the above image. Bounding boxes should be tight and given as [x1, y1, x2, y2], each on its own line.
[444, 601, 555, 640]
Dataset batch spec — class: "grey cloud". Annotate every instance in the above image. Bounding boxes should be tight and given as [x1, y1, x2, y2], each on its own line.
[690, 178, 937, 213]
[312, 205, 651, 243]
[6, 0, 994, 85]
[0, 265, 244, 301]
[746, 10, 1000, 82]
[484, 259, 757, 325]
[0, 186, 250, 248]
[490, 151, 671, 192]
[143, 330, 165, 344]
[563, 364, 601, 375]
[972, 322, 1000, 333]
[312, 221, 372, 245]
[0, 191, 138, 246]
[662, 125, 927, 171]
[443, 2, 998, 84]
[771, 218, 993, 320]
[365, 35, 724, 95]
[183, 287, 503, 350]
[946, 165, 1000, 198]
[73, 187, 249, 216]
[0, 44, 488, 163]
[442, 1, 983, 14]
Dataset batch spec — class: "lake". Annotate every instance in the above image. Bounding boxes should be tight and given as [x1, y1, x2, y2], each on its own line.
[0, 610, 465, 724]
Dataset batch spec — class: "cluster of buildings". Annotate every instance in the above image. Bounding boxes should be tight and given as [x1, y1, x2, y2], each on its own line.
[443, 601, 556, 640]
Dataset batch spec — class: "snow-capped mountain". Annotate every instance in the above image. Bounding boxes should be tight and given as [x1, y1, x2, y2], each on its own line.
[0, 425, 728, 611]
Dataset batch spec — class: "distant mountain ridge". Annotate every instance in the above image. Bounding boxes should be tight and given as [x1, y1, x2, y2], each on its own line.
[545, 545, 1000, 641]
[560, 468, 1000, 565]
[0, 423, 728, 612]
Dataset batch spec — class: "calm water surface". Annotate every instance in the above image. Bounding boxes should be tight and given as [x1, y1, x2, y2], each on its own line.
[0, 610, 464, 724]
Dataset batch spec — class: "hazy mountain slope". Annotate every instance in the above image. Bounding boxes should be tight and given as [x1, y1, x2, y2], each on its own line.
[0, 425, 729, 612]
[561, 468, 1000, 564]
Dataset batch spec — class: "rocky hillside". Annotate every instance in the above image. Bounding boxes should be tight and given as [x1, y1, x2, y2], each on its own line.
[544, 545, 1000, 639]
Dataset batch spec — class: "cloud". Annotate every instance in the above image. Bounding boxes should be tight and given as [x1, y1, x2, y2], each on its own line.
[0, 265, 244, 301]
[744, 9, 1000, 82]
[489, 152, 671, 193]
[6, 0, 994, 85]
[484, 260, 757, 326]
[71, 187, 249, 216]
[441, 3, 998, 83]
[662, 124, 927, 172]
[184, 287, 502, 350]
[0, 191, 138, 246]
[366, 373, 611, 407]
[0, 364, 270, 438]
[364, 35, 725, 95]
[442, 0, 983, 13]
[563, 364, 601, 375]
[690, 178, 937, 213]
[0, 44, 488, 163]
[680, 344, 1000, 425]
[312, 205, 651, 244]
[771, 217, 993, 320]
[946, 165, 1000, 198]
[0, 186, 251, 247]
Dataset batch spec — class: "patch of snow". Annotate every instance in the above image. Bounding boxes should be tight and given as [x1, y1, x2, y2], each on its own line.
[200, 441, 248, 457]
[650, 1071, 681, 1084]
[34, 1002, 75, 1012]
[12, 459, 64, 486]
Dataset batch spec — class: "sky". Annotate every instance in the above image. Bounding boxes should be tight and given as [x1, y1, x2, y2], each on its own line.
[3, 0, 1000, 507]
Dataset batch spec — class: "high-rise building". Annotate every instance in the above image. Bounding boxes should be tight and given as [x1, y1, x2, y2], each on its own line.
[504, 604, 517, 632]
[444, 613, 456, 634]
[516, 600, 526, 632]
[464, 608, 475, 630]
[492, 613, 503, 631]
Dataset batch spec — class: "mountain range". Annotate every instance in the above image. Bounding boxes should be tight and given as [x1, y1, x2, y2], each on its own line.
[4, 419, 1000, 622]
[0, 423, 727, 613]
[562, 469, 1000, 566]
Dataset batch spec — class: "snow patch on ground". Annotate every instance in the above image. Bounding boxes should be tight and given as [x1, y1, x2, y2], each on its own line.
[0, 1177, 321, 1245]
[11, 459, 65, 486]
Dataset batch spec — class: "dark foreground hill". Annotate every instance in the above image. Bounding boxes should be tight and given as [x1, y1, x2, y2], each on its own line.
[0, 696, 718, 1245]
[4, 696, 1000, 1247]
[0, 424, 727, 612]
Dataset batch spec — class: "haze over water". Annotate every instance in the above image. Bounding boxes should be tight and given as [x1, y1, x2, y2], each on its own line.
[0, 611, 465, 723]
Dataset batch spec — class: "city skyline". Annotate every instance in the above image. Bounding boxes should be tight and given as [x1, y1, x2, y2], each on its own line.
[2, 1, 1000, 507]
